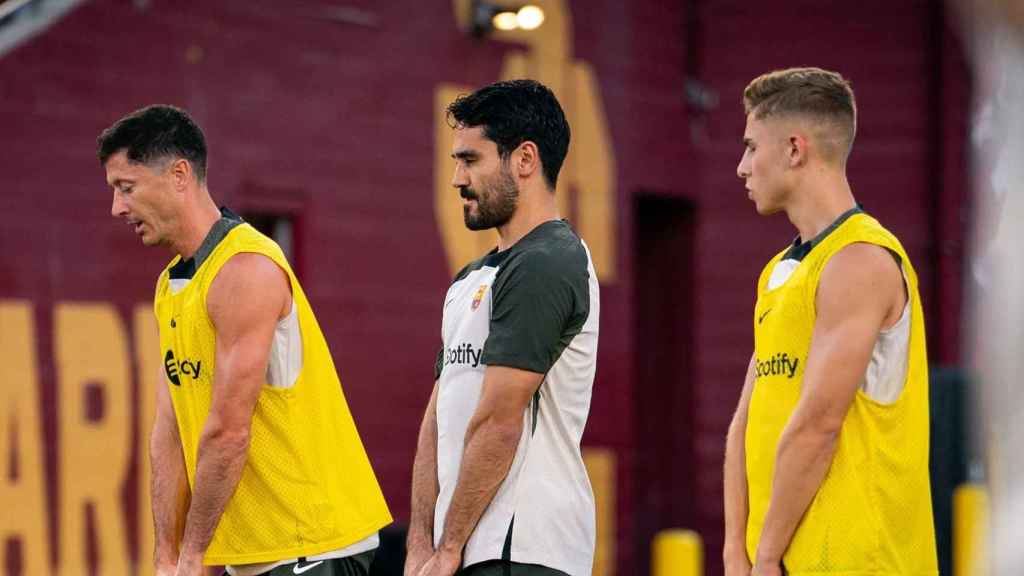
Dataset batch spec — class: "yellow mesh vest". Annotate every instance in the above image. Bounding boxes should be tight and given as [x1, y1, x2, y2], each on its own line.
[153, 223, 392, 565]
[745, 213, 937, 575]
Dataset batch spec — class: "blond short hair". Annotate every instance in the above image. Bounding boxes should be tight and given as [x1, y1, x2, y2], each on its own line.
[743, 67, 857, 163]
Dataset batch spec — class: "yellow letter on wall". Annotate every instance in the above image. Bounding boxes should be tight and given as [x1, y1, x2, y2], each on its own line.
[583, 447, 616, 576]
[55, 303, 131, 575]
[0, 301, 49, 574]
[133, 305, 159, 576]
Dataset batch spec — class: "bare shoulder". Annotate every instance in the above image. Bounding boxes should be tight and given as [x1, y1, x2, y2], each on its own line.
[817, 242, 903, 320]
[207, 253, 291, 328]
[216, 252, 289, 285]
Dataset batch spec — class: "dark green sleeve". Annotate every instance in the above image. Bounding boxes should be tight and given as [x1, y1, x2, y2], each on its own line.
[481, 247, 590, 374]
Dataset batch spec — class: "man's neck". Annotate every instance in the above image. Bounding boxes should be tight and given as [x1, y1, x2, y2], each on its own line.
[171, 192, 222, 260]
[785, 172, 856, 243]
[495, 187, 560, 252]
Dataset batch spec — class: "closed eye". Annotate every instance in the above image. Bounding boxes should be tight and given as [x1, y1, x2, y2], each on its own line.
[452, 151, 479, 165]
[111, 178, 135, 194]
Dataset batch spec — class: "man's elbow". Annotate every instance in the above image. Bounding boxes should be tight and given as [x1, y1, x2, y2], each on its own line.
[726, 412, 746, 442]
[201, 419, 252, 455]
[792, 413, 844, 447]
[468, 411, 524, 446]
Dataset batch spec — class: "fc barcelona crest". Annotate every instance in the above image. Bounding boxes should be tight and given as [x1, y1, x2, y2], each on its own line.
[471, 284, 489, 311]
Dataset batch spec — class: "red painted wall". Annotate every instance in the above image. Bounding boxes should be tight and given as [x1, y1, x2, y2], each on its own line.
[0, 1, 968, 574]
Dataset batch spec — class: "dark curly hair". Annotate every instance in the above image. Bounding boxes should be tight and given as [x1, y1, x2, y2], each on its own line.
[447, 79, 570, 190]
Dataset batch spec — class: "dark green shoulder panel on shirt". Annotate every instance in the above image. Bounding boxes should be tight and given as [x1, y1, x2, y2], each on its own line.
[482, 221, 592, 374]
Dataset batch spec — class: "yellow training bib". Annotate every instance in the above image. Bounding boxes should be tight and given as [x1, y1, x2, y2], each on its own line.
[745, 212, 937, 575]
[154, 222, 391, 565]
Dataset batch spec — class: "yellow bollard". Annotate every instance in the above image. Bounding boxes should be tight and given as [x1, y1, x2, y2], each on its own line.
[953, 483, 989, 576]
[652, 529, 703, 576]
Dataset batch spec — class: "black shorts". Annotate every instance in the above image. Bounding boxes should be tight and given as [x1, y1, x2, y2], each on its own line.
[224, 549, 375, 576]
[457, 560, 568, 576]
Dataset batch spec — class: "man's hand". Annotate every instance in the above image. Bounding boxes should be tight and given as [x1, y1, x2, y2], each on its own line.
[724, 550, 752, 576]
[415, 548, 461, 576]
[404, 542, 434, 576]
[155, 561, 177, 576]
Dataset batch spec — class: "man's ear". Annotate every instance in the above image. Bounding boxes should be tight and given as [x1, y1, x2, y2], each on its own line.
[788, 133, 809, 168]
[513, 140, 541, 180]
[169, 158, 194, 191]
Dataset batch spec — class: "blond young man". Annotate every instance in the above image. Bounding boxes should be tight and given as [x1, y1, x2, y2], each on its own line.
[723, 68, 938, 576]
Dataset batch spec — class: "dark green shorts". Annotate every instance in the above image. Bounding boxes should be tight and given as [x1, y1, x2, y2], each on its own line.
[224, 549, 375, 576]
[457, 560, 568, 576]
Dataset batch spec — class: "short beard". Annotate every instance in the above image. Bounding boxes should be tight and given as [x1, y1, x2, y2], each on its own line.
[463, 166, 519, 231]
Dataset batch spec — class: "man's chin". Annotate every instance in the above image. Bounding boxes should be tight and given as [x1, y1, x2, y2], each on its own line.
[463, 207, 513, 231]
[463, 209, 492, 231]
[139, 234, 163, 247]
[754, 202, 782, 216]
[463, 218, 493, 231]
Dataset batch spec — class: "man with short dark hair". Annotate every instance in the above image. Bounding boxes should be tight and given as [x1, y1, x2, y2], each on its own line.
[405, 80, 600, 576]
[722, 68, 938, 576]
[99, 105, 391, 576]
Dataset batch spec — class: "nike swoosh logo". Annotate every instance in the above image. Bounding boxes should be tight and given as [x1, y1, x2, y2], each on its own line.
[293, 561, 324, 574]
[758, 308, 772, 324]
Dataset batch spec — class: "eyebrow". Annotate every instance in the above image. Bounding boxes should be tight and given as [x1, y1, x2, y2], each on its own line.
[110, 177, 134, 188]
[743, 137, 754, 146]
[452, 150, 478, 161]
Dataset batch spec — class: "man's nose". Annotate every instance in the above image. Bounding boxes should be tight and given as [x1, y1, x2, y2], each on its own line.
[451, 164, 469, 188]
[111, 191, 127, 218]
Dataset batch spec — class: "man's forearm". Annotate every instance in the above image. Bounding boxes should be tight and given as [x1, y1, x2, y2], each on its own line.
[177, 426, 251, 562]
[150, 419, 190, 568]
[756, 420, 840, 565]
[723, 416, 750, 561]
[408, 412, 439, 552]
[437, 415, 523, 554]
[724, 354, 756, 567]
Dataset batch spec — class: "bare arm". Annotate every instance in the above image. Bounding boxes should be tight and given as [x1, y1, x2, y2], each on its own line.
[150, 368, 190, 575]
[175, 253, 290, 575]
[752, 244, 903, 574]
[418, 366, 542, 576]
[405, 383, 440, 576]
[723, 353, 757, 575]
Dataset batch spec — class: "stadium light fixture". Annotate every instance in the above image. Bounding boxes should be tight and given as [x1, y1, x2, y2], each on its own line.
[492, 10, 519, 31]
[471, 1, 545, 36]
[515, 5, 544, 30]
